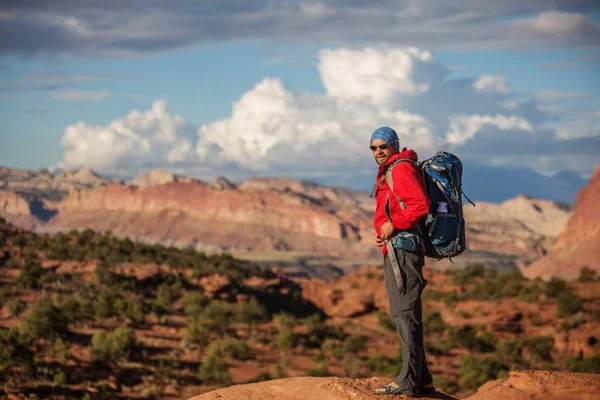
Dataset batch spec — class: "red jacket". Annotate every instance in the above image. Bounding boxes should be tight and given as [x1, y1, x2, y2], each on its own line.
[373, 149, 430, 255]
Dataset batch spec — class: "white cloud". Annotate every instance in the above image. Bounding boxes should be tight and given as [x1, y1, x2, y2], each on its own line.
[534, 90, 591, 101]
[446, 114, 533, 144]
[50, 89, 110, 102]
[56, 45, 596, 183]
[473, 75, 509, 94]
[514, 11, 600, 36]
[555, 111, 600, 140]
[58, 99, 195, 172]
[318, 47, 441, 106]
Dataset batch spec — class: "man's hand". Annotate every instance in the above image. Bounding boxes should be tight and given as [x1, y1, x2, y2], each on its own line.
[380, 221, 396, 241]
[374, 235, 384, 247]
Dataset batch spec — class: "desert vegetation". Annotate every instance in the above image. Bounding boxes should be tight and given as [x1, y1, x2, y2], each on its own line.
[0, 218, 599, 399]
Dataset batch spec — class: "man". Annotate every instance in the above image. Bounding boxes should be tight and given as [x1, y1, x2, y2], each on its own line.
[369, 126, 435, 396]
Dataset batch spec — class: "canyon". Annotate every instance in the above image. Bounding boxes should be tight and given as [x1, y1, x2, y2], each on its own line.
[0, 165, 587, 278]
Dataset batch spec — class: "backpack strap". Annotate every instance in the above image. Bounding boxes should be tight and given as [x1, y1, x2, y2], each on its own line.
[387, 241, 405, 294]
[385, 158, 419, 208]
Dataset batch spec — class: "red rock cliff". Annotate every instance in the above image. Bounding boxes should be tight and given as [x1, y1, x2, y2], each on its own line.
[525, 165, 600, 280]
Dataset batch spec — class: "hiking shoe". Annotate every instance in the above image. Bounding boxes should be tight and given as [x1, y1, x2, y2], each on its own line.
[419, 382, 436, 394]
[372, 382, 420, 396]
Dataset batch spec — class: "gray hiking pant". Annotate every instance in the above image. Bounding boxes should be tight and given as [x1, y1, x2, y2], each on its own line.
[383, 247, 433, 392]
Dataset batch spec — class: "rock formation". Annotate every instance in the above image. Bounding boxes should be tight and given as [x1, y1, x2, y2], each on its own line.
[524, 165, 600, 280]
[0, 166, 575, 270]
[186, 371, 600, 400]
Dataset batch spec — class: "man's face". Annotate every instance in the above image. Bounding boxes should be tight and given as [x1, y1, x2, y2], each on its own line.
[371, 139, 396, 165]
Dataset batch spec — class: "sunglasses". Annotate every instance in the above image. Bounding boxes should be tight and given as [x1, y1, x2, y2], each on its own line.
[370, 140, 397, 151]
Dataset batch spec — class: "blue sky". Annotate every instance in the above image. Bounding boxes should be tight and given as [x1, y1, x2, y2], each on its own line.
[1, 1, 599, 196]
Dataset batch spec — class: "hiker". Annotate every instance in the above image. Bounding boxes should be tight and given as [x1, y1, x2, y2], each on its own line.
[369, 126, 435, 396]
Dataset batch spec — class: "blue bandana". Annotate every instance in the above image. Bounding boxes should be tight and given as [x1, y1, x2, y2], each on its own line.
[370, 126, 399, 151]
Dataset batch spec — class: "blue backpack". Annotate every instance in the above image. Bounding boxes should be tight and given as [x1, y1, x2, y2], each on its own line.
[386, 151, 475, 260]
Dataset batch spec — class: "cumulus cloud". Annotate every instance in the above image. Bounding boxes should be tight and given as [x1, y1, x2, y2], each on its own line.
[58, 99, 196, 172]
[1, 2, 599, 57]
[50, 89, 110, 102]
[446, 114, 533, 144]
[318, 47, 442, 105]
[473, 75, 509, 94]
[56, 46, 598, 185]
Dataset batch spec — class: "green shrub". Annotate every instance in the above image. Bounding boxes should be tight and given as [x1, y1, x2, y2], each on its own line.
[182, 318, 210, 351]
[465, 270, 525, 301]
[367, 353, 402, 376]
[376, 311, 396, 332]
[556, 291, 582, 317]
[114, 297, 145, 326]
[545, 277, 567, 298]
[16, 262, 45, 289]
[197, 354, 232, 386]
[234, 297, 269, 333]
[8, 233, 28, 249]
[306, 361, 330, 377]
[207, 338, 250, 360]
[423, 311, 446, 334]
[20, 300, 69, 342]
[459, 355, 504, 390]
[448, 325, 495, 352]
[495, 338, 523, 366]
[433, 374, 459, 394]
[276, 328, 296, 352]
[450, 264, 486, 286]
[421, 289, 445, 303]
[525, 336, 554, 362]
[6, 299, 26, 317]
[342, 334, 368, 354]
[50, 338, 71, 363]
[154, 283, 175, 315]
[0, 287, 12, 306]
[425, 339, 454, 355]
[577, 267, 597, 282]
[304, 314, 342, 347]
[94, 263, 115, 286]
[90, 327, 140, 364]
[203, 300, 234, 335]
[275, 312, 297, 330]
[0, 328, 34, 384]
[321, 338, 344, 360]
[342, 353, 362, 377]
[60, 297, 94, 325]
[182, 291, 208, 318]
[53, 371, 67, 385]
[519, 283, 542, 303]
[443, 291, 462, 307]
[94, 291, 116, 320]
[566, 353, 600, 373]
[253, 365, 287, 382]
[561, 314, 585, 330]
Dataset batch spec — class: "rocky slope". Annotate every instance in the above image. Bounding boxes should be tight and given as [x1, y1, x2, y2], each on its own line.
[187, 371, 600, 400]
[0, 166, 573, 269]
[0, 166, 109, 200]
[524, 165, 600, 280]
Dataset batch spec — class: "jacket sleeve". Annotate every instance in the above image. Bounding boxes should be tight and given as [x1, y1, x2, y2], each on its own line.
[389, 163, 430, 230]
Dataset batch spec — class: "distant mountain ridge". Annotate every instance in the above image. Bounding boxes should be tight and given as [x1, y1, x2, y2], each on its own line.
[0, 165, 575, 276]
[307, 161, 588, 205]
